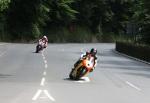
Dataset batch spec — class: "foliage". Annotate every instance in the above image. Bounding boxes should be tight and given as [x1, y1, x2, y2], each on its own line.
[6, 0, 50, 41]
[47, 0, 78, 26]
[0, 0, 10, 41]
[73, 0, 113, 33]
[0, 0, 149, 44]
[108, 0, 134, 34]
[0, 0, 10, 12]
[140, 0, 150, 44]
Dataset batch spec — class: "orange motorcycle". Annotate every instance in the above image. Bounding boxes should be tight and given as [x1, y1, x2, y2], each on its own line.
[69, 54, 95, 80]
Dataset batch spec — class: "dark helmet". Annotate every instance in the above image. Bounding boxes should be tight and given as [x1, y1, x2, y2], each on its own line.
[90, 48, 97, 55]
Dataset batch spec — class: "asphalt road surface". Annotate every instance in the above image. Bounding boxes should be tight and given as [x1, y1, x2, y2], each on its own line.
[0, 43, 150, 103]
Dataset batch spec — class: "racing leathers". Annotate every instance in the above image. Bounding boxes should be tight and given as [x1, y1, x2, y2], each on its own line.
[74, 52, 97, 72]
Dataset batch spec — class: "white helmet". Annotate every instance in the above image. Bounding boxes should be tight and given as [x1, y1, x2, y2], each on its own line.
[43, 35, 47, 39]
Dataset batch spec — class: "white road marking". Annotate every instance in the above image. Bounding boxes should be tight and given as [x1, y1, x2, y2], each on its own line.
[39, 96, 47, 99]
[43, 71, 47, 76]
[32, 89, 42, 100]
[32, 90, 56, 102]
[44, 60, 47, 64]
[75, 77, 90, 83]
[40, 77, 45, 86]
[33, 52, 55, 102]
[45, 64, 48, 69]
[44, 90, 56, 102]
[43, 56, 46, 60]
[41, 52, 44, 56]
[126, 81, 141, 91]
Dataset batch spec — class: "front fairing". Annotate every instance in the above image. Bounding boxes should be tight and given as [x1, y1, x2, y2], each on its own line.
[82, 56, 95, 71]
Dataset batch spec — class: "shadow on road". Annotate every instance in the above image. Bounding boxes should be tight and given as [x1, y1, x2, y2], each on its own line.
[63, 77, 88, 82]
[64, 78, 77, 81]
[99, 49, 150, 72]
[32, 51, 42, 54]
[123, 72, 150, 78]
[0, 74, 12, 78]
[100, 65, 150, 72]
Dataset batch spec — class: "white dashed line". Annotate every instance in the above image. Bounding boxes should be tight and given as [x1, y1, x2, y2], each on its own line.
[126, 81, 141, 91]
[32, 89, 42, 100]
[45, 64, 48, 69]
[40, 77, 45, 86]
[42, 54, 44, 57]
[32, 51, 56, 102]
[44, 60, 47, 64]
[43, 56, 46, 60]
[43, 71, 47, 76]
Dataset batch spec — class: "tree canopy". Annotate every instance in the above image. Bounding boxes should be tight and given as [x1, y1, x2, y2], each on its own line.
[0, 0, 149, 44]
[0, 0, 10, 12]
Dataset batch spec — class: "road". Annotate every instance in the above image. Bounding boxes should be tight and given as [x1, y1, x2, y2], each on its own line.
[0, 43, 150, 103]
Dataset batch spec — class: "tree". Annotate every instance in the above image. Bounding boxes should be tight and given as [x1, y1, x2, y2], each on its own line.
[48, 0, 78, 26]
[132, 0, 150, 44]
[73, 0, 113, 34]
[90, 0, 113, 33]
[108, 0, 134, 34]
[0, 0, 10, 40]
[141, 0, 150, 44]
[0, 0, 10, 12]
[7, 0, 50, 41]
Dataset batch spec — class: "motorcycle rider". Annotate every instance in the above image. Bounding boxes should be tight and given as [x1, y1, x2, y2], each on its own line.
[38, 35, 48, 48]
[74, 48, 97, 72]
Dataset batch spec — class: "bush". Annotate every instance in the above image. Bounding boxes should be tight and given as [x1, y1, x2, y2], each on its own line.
[45, 26, 97, 43]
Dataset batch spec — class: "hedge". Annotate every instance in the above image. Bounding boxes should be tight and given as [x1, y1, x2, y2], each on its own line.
[116, 42, 150, 62]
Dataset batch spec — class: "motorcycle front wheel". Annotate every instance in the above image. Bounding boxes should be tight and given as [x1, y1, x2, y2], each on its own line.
[36, 45, 42, 53]
[69, 68, 75, 80]
[76, 67, 87, 80]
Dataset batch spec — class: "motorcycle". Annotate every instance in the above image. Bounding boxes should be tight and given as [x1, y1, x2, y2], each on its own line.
[69, 54, 95, 80]
[35, 40, 45, 53]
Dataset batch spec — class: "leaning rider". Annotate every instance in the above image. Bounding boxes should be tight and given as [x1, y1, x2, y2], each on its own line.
[39, 35, 48, 48]
[74, 48, 97, 72]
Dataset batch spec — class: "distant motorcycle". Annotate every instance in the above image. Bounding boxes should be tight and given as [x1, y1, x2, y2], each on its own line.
[69, 54, 95, 80]
[35, 40, 44, 53]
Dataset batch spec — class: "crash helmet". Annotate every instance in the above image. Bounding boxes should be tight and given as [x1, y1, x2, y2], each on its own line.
[42, 35, 48, 41]
[90, 48, 97, 55]
[43, 35, 47, 39]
